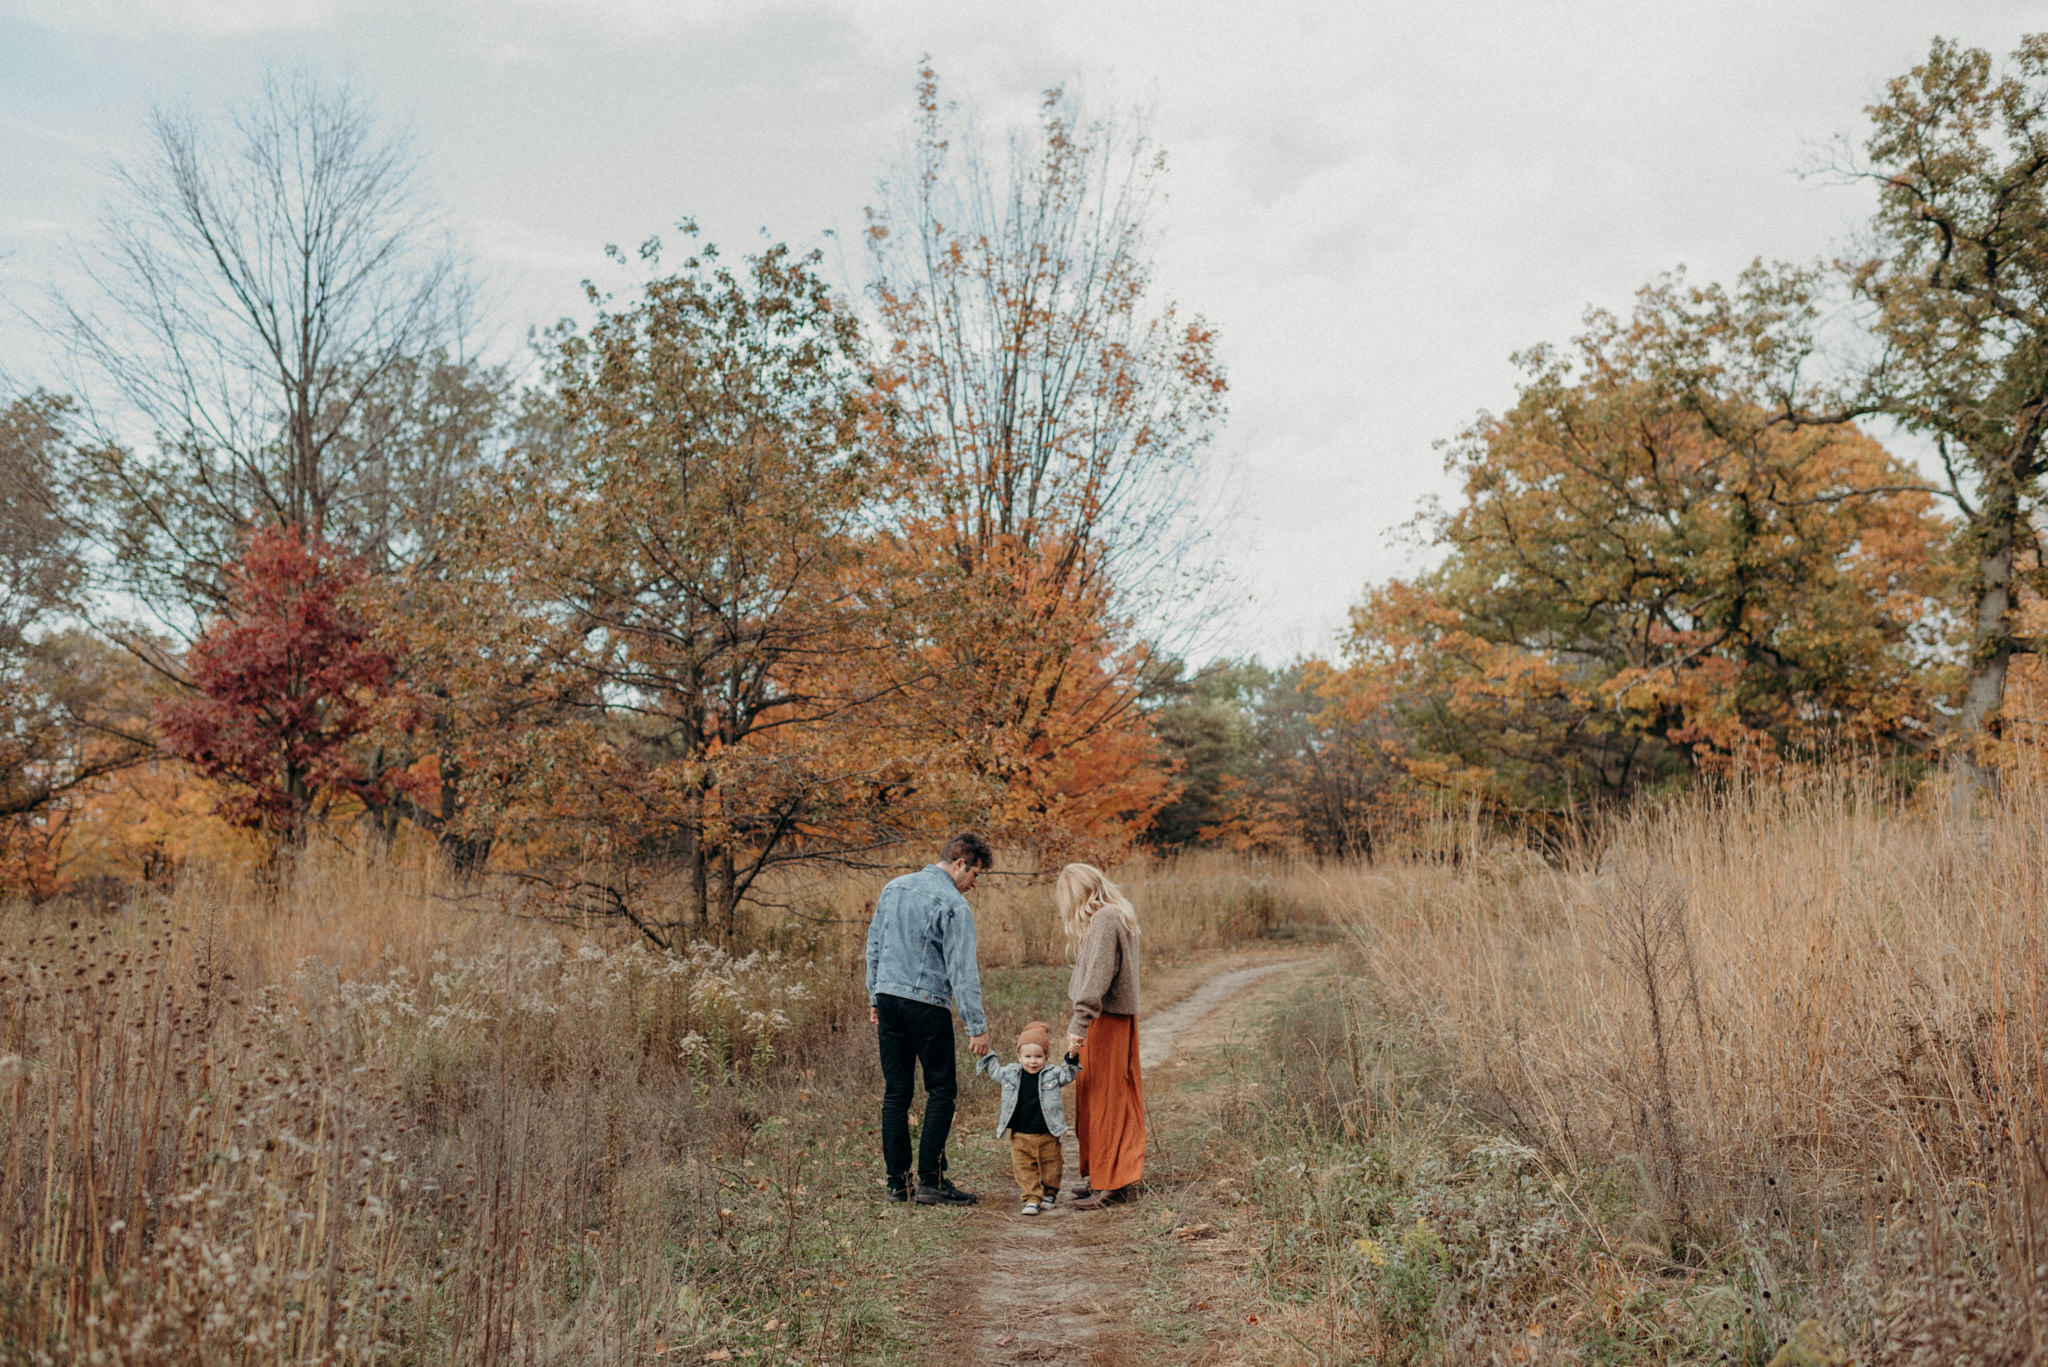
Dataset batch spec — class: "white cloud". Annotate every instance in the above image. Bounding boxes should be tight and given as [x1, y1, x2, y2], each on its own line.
[2, 0, 346, 35]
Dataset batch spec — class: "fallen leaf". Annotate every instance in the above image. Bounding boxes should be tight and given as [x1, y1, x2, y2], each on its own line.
[763, 1319, 780, 1333]
[705, 1353, 731, 1364]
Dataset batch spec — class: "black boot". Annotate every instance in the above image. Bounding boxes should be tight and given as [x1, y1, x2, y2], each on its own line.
[915, 1178, 978, 1206]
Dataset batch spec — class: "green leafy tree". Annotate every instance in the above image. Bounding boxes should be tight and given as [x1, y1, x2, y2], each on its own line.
[1142, 657, 1267, 849]
[1842, 34, 2048, 782]
[1146, 658, 1402, 858]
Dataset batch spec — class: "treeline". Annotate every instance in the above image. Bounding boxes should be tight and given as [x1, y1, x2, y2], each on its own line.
[1149, 36, 2048, 854]
[5, 37, 2048, 912]
[0, 69, 1221, 932]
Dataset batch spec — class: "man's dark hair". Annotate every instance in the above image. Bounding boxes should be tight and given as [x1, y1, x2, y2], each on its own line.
[940, 831, 993, 871]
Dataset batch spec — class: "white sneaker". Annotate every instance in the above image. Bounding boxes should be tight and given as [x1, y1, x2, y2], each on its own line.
[1020, 1200, 1040, 1216]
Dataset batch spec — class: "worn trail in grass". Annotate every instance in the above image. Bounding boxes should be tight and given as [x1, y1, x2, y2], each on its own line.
[915, 948, 1332, 1367]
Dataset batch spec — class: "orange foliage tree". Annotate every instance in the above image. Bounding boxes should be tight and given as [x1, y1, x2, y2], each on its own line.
[462, 233, 903, 941]
[864, 67, 1226, 858]
[353, 498, 578, 873]
[1334, 274, 1953, 821]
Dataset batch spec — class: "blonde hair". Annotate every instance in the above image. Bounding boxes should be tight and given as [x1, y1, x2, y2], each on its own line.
[1055, 862, 1140, 947]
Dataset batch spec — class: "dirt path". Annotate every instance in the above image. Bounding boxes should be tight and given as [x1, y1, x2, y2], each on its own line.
[921, 951, 1329, 1367]
[1136, 959, 1316, 1070]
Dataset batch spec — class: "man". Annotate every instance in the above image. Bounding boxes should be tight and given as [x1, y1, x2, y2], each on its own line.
[865, 831, 993, 1205]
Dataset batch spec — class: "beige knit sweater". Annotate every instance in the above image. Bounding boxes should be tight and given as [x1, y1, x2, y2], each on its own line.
[1066, 909, 1140, 1041]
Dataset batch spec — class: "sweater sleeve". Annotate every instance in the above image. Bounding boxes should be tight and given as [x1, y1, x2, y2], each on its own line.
[1066, 914, 1121, 1041]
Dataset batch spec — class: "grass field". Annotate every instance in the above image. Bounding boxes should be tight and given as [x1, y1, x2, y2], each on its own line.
[7, 775, 2045, 1364]
[1222, 771, 2048, 1363]
[0, 845, 1325, 1366]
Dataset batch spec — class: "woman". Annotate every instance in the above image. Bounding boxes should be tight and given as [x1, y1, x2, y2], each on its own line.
[1059, 862, 1144, 1208]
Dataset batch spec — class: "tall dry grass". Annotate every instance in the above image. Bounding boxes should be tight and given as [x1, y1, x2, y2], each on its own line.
[749, 847, 1334, 969]
[1336, 769, 2048, 1358]
[0, 836, 1335, 1366]
[0, 844, 902, 1367]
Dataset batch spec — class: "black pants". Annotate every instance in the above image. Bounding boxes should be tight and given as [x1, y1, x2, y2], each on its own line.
[876, 993, 958, 1186]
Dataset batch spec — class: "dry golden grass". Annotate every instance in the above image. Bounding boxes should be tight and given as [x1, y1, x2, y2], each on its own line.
[0, 838, 1336, 1366]
[750, 846, 1336, 971]
[57, 784, 2048, 1364]
[1324, 768, 2048, 1359]
[0, 845, 946, 1366]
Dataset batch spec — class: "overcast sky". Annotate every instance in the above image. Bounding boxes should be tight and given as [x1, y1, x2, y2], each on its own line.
[1, 0, 2039, 660]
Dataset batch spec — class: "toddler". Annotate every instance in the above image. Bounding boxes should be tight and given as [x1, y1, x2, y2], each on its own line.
[975, 1020, 1082, 1215]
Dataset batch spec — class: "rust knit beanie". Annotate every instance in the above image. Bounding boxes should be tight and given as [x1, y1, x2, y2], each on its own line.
[1017, 1020, 1052, 1053]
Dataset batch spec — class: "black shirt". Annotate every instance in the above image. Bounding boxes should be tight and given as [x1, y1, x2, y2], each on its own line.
[1009, 1071, 1050, 1135]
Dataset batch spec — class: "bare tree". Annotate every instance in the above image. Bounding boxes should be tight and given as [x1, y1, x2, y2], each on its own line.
[867, 66, 1226, 623]
[329, 348, 511, 577]
[57, 70, 475, 620]
[863, 68, 1228, 847]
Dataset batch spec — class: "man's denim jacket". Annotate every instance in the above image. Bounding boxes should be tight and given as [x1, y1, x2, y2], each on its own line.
[974, 1051, 1082, 1138]
[865, 864, 987, 1037]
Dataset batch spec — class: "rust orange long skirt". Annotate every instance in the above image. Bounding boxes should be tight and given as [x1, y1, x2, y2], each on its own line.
[1075, 1011, 1145, 1191]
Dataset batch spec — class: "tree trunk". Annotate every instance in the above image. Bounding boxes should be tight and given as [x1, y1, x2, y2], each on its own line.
[711, 777, 738, 946]
[1956, 465, 2023, 796]
[438, 829, 493, 876]
[284, 765, 312, 851]
[685, 830, 708, 941]
[433, 756, 493, 873]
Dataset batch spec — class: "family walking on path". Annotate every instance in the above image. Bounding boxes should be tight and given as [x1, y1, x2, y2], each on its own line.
[864, 834, 1147, 1211]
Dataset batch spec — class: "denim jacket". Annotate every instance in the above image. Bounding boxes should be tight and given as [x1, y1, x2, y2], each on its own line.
[864, 865, 987, 1037]
[975, 1051, 1082, 1138]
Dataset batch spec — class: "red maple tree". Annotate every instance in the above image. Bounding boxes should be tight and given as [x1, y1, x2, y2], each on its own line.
[159, 526, 401, 847]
